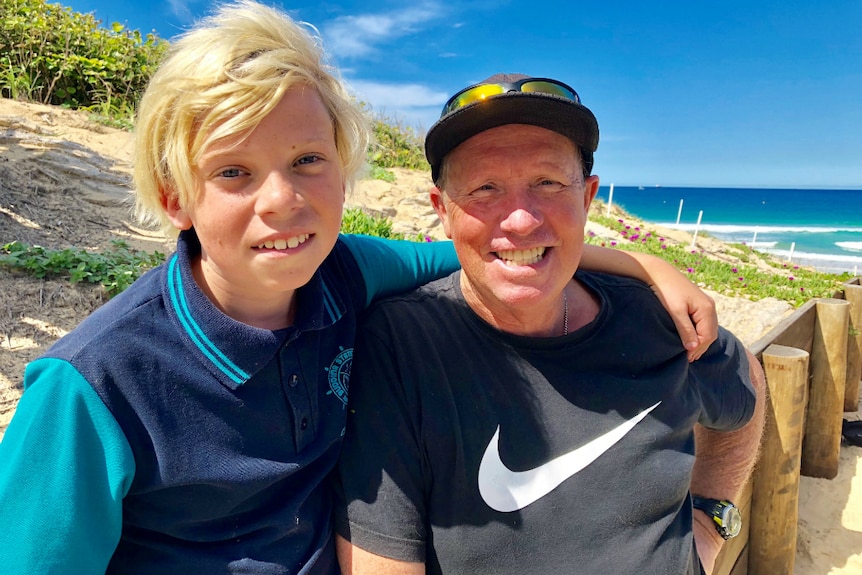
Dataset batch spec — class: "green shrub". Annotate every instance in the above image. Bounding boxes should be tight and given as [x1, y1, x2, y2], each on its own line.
[368, 114, 429, 171]
[341, 207, 406, 239]
[0, 0, 167, 121]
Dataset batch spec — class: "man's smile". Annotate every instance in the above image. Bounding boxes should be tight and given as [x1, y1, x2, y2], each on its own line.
[494, 247, 547, 267]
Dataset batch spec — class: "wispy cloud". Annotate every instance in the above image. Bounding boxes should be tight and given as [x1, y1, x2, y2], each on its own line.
[167, 0, 192, 21]
[347, 79, 449, 130]
[323, 3, 441, 59]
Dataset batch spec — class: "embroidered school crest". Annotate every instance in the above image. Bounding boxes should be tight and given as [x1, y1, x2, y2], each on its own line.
[325, 346, 352, 406]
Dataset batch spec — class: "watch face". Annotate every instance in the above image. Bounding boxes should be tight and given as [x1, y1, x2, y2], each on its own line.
[723, 506, 742, 537]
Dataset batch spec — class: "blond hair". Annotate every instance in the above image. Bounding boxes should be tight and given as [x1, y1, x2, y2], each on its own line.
[133, 0, 369, 236]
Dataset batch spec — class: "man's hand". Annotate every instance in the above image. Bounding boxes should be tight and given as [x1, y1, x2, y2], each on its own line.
[693, 510, 724, 574]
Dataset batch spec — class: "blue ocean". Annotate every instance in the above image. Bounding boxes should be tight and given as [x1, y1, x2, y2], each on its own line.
[595, 186, 862, 275]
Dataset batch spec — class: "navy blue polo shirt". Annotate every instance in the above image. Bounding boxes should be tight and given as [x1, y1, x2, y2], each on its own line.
[0, 229, 459, 574]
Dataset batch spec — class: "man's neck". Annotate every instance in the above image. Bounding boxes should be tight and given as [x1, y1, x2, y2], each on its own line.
[459, 275, 599, 338]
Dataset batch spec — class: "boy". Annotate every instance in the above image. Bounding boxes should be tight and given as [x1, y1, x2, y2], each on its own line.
[0, 2, 716, 573]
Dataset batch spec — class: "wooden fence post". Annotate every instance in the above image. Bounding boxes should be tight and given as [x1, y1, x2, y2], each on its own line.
[843, 284, 862, 411]
[801, 298, 850, 479]
[749, 345, 809, 575]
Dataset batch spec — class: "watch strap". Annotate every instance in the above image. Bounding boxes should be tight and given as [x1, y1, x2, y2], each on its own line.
[691, 496, 738, 540]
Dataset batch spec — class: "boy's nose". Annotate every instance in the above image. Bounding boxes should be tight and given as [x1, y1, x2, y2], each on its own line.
[257, 173, 304, 214]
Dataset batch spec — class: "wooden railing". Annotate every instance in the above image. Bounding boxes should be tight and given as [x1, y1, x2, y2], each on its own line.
[713, 278, 862, 575]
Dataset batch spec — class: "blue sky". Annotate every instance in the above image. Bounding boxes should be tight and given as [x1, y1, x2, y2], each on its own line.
[64, 0, 861, 189]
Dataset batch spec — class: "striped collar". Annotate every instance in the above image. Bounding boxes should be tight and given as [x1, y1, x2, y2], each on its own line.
[164, 230, 346, 390]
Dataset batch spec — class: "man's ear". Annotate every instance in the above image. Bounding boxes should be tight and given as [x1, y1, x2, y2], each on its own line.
[429, 186, 453, 239]
[583, 175, 600, 213]
[161, 189, 193, 231]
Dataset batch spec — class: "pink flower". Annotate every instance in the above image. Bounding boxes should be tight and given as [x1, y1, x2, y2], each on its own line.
[788, 276, 794, 281]
[610, 241, 617, 246]
[687, 268, 694, 273]
[731, 268, 738, 273]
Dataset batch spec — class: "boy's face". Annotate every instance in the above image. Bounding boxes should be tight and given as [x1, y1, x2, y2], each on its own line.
[166, 86, 345, 327]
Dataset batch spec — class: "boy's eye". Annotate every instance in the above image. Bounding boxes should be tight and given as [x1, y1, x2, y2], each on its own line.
[296, 154, 322, 166]
[219, 168, 243, 178]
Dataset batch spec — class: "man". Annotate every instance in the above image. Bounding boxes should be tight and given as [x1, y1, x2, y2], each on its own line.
[333, 74, 765, 575]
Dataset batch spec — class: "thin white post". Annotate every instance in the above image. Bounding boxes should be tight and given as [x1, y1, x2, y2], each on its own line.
[606, 183, 614, 216]
[690, 210, 703, 248]
[752, 227, 759, 247]
[788, 242, 795, 262]
[855, 265, 858, 277]
[676, 199, 684, 225]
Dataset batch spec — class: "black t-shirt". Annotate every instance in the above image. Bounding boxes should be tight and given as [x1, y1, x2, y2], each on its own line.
[334, 271, 754, 575]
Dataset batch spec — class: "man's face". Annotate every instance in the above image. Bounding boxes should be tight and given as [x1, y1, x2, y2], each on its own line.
[431, 124, 599, 326]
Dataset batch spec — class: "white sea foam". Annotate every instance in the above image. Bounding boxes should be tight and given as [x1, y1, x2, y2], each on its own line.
[656, 223, 862, 235]
[836, 242, 862, 252]
[755, 247, 862, 274]
[749, 241, 777, 248]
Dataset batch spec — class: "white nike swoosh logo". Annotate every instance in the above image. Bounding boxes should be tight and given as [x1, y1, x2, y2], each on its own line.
[478, 402, 661, 512]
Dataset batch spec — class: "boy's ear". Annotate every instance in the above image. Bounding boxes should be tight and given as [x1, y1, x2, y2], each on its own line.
[161, 189, 193, 230]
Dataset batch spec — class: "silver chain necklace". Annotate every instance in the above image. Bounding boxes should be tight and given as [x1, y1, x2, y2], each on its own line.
[563, 293, 569, 336]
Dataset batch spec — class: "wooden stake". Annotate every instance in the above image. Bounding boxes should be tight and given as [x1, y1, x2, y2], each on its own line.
[843, 284, 862, 411]
[748, 345, 809, 575]
[801, 298, 850, 479]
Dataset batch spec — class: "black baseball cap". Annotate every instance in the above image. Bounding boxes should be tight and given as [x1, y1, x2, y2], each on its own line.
[425, 73, 599, 183]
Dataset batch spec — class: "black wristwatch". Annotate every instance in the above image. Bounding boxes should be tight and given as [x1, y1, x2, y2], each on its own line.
[691, 496, 742, 540]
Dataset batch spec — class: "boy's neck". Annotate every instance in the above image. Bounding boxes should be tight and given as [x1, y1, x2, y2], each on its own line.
[192, 259, 298, 331]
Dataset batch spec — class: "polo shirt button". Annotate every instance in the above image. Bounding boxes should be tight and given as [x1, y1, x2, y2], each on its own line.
[300, 418, 308, 430]
[289, 374, 299, 387]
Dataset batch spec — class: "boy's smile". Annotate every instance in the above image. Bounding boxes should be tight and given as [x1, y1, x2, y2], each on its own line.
[166, 86, 346, 329]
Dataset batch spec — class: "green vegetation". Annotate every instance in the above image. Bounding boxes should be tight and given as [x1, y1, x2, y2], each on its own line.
[341, 207, 428, 242]
[0, 0, 168, 128]
[0, 240, 166, 296]
[369, 114, 429, 171]
[585, 209, 848, 307]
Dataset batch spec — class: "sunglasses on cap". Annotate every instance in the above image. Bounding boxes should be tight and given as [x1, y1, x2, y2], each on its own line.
[441, 77, 581, 117]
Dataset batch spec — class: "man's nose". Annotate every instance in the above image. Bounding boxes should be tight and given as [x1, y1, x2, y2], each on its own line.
[500, 192, 543, 234]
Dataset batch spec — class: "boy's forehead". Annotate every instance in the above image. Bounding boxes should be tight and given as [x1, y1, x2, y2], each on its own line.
[196, 87, 337, 161]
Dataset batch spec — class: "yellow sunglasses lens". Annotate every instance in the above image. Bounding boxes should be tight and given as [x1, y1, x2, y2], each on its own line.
[442, 79, 580, 116]
[445, 85, 506, 114]
[520, 81, 577, 100]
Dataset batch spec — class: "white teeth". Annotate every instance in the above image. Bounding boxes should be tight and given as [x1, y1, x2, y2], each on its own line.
[257, 234, 310, 250]
[495, 247, 545, 266]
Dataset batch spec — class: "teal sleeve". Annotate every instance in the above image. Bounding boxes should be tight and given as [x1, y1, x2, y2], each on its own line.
[340, 234, 460, 307]
[0, 358, 135, 574]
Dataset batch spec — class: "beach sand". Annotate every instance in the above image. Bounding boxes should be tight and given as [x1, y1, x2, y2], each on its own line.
[0, 98, 859, 574]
